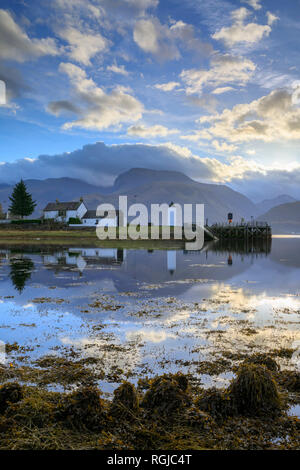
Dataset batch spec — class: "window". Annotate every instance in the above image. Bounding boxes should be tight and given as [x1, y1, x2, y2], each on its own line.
[58, 210, 66, 217]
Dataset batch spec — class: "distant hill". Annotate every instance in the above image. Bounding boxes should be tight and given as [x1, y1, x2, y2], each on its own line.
[0, 168, 267, 223]
[0, 177, 108, 216]
[258, 201, 300, 234]
[256, 195, 297, 215]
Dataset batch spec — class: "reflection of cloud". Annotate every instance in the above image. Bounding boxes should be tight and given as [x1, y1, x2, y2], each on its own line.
[126, 328, 176, 343]
[60, 335, 141, 373]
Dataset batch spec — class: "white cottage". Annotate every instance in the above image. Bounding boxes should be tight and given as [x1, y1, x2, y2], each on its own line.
[81, 209, 119, 227]
[43, 199, 87, 222]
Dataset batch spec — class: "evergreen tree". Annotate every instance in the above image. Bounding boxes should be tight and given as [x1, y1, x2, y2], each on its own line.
[9, 180, 36, 218]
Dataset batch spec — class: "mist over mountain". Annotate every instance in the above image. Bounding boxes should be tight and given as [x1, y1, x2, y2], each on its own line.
[0, 168, 298, 226]
[258, 201, 300, 234]
[256, 195, 297, 215]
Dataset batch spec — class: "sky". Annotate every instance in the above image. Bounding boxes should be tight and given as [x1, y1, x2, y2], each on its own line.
[1, 0, 300, 200]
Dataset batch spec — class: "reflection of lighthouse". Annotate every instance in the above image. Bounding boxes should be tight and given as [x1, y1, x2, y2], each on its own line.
[167, 250, 176, 275]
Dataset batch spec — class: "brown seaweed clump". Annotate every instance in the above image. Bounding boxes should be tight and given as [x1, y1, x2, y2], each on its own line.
[244, 354, 279, 372]
[230, 364, 282, 416]
[109, 381, 139, 419]
[141, 373, 190, 415]
[0, 382, 23, 413]
[196, 388, 235, 421]
[277, 370, 300, 393]
[57, 386, 104, 431]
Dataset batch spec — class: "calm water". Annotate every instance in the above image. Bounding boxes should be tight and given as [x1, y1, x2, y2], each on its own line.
[0, 238, 299, 395]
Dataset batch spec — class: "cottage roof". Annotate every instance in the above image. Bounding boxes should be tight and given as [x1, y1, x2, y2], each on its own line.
[82, 210, 119, 219]
[43, 201, 83, 211]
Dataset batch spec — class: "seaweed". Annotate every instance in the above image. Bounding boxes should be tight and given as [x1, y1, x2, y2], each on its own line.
[56, 386, 105, 431]
[141, 373, 191, 415]
[230, 364, 282, 416]
[196, 387, 236, 420]
[0, 382, 23, 413]
[243, 354, 279, 372]
[109, 381, 139, 419]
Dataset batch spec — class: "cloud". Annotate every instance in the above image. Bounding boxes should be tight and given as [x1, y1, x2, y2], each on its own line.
[46, 100, 80, 116]
[107, 64, 129, 76]
[189, 87, 300, 144]
[267, 12, 279, 26]
[212, 86, 234, 94]
[180, 54, 256, 95]
[2, 141, 300, 199]
[154, 82, 180, 92]
[212, 7, 272, 46]
[0, 63, 30, 102]
[212, 140, 238, 153]
[186, 94, 218, 113]
[47, 63, 144, 130]
[133, 18, 180, 60]
[59, 27, 108, 65]
[0, 141, 261, 186]
[241, 0, 261, 11]
[55, 0, 158, 19]
[0, 9, 59, 62]
[133, 17, 212, 61]
[127, 124, 179, 137]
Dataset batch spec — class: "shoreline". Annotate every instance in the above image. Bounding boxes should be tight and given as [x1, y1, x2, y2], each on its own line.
[0, 353, 299, 450]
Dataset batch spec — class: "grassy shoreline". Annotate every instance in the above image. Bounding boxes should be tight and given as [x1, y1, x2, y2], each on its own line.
[0, 229, 186, 249]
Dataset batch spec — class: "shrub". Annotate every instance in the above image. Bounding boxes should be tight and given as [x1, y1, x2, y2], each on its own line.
[230, 363, 282, 416]
[68, 217, 82, 225]
[11, 219, 41, 225]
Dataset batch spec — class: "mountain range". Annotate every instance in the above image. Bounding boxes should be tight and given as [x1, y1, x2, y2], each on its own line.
[0, 168, 298, 228]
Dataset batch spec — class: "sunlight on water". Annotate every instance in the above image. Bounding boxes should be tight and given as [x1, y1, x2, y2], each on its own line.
[0, 238, 299, 394]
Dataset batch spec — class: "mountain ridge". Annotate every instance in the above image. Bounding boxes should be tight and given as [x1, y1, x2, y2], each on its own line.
[0, 168, 297, 225]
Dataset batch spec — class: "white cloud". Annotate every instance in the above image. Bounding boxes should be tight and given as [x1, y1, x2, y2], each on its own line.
[212, 140, 238, 153]
[242, 0, 262, 10]
[133, 17, 212, 61]
[267, 12, 279, 26]
[0, 9, 59, 62]
[107, 64, 129, 76]
[180, 54, 256, 95]
[59, 27, 108, 66]
[55, 0, 158, 19]
[133, 18, 180, 60]
[212, 86, 234, 95]
[192, 87, 300, 144]
[154, 82, 180, 92]
[127, 124, 179, 138]
[212, 7, 272, 46]
[48, 63, 144, 130]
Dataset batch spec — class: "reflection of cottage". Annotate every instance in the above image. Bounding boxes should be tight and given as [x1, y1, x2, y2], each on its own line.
[43, 248, 124, 269]
[81, 210, 120, 227]
[167, 250, 176, 275]
[43, 199, 87, 222]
